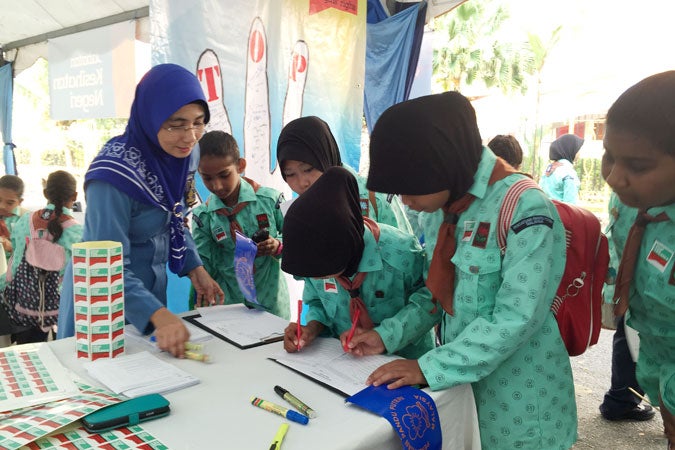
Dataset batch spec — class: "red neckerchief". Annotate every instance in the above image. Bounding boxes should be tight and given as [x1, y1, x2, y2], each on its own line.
[426, 157, 518, 315]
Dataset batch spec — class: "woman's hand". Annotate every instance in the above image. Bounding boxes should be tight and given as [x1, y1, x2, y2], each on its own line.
[150, 307, 190, 357]
[283, 320, 324, 352]
[189, 266, 225, 306]
[367, 359, 426, 389]
[341, 329, 385, 356]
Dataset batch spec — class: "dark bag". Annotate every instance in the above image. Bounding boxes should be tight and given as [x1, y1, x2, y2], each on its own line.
[3, 212, 76, 329]
[498, 178, 610, 356]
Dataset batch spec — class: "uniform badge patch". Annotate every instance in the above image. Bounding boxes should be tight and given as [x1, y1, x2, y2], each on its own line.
[462, 221, 476, 241]
[214, 225, 227, 242]
[510, 215, 554, 233]
[472, 222, 490, 248]
[324, 279, 338, 294]
[646, 240, 673, 273]
[256, 214, 270, 229]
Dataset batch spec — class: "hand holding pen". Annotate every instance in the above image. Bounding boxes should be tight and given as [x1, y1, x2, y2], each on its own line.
[341, 328, 386, 357]
[283, 320, 324, 353]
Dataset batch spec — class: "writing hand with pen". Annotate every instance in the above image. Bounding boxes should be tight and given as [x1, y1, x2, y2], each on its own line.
[283, 320, 324, 353]
[340, 328, 386, 357]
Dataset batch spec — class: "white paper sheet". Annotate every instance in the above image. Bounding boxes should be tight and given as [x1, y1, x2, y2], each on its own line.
[83, 351, 199, 398]
[272, 337, 402, 397]
[192, 304, 287, 348]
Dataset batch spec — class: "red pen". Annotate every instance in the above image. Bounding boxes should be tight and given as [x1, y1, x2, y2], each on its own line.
[343, 308, 361, 352]
[296, 300, 302, 351]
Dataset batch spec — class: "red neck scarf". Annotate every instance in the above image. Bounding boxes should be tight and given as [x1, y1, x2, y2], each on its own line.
[426, 157, 518, 314]
[213, 177, 260, 240]
[335, 217, 380, 330]
[613, 209, 669, 317]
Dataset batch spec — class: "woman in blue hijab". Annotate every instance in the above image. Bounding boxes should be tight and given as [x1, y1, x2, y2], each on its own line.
[57, 64, 224, 357]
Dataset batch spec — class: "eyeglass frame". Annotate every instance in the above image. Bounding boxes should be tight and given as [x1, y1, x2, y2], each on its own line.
[162, 123, 207, 135]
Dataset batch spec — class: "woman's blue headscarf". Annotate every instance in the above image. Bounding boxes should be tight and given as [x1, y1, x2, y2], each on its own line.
[85, 63, 210, 273]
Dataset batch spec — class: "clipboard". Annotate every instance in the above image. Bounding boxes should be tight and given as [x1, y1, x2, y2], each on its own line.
[182, 304, 287, 350]
[268, 338, 403, 398]
[268, 357, 351, 398]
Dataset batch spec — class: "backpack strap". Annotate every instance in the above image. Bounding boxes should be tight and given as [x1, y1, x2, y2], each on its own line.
[497, 178, 541, 253]
[29, 211, 77, 241]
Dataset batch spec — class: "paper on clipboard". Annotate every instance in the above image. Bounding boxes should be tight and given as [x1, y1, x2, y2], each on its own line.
[270, 337, 402, 397]
[183, 304, 287, 349]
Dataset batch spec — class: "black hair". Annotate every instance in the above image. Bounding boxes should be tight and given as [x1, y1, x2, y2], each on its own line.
[44, 170, 77, 242]
[606, 70, 675, 156]
[198, 130, 240, 160]
[0, 175, 24, 197]
[487, 135, 523, 168]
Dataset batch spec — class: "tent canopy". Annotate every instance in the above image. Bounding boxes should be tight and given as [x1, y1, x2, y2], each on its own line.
[0, 0, 149, 73]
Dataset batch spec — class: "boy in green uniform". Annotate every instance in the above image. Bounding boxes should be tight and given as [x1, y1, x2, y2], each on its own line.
[281, 166, 438, 359]
[601, 71, 675, 447]
[192, 131, 289, 319]
[364, 92, 577, 449]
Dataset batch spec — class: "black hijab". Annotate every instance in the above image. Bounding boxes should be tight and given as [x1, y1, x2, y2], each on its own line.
[549, 134, 584, 163]
[367, 91, 483, 202]
[276, 116, 342, 180]
[281, 166, 364, 278]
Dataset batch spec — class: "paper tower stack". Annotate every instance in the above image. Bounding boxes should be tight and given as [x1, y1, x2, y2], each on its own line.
[72, 241, 125, 360]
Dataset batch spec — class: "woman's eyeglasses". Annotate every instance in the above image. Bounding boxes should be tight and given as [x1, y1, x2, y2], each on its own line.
[164, 123, 206, 135]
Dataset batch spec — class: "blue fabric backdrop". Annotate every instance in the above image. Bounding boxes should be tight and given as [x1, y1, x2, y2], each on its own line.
[0, 64, 16, 175]
[363, 1, 426, 132]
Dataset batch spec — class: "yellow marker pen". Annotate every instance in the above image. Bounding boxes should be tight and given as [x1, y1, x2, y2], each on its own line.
[269, 423, 289, 450]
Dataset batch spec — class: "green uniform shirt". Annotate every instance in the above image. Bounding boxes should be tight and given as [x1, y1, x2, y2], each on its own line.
[192, 178, 289, 319]
[302, 223, 438, 359]
[609, 197, 675, 411]
[418, 148, 577, 449]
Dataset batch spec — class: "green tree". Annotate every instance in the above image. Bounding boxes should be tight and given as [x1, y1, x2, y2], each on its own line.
[527, 26, 562, 179]
[432, 1, 535, 95]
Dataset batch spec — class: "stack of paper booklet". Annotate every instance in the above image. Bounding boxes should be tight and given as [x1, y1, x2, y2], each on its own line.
[83, 351, 199, 397]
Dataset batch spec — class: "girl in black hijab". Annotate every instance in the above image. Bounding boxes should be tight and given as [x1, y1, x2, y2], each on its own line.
[276, 116, 412, 233]
[281, 166, 437, 359]
[540, 133, 584, 204]
[364, 92, 577, 449]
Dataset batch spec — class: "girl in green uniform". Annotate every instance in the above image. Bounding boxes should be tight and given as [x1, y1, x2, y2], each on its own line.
[363, 91, 577, 449]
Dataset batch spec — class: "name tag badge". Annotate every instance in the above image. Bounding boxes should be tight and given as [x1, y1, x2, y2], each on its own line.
[462, 221, 475, 241]
[646, 240, 673, 273]
[213, 226, 228, 242]
[324, 279, 338, 294]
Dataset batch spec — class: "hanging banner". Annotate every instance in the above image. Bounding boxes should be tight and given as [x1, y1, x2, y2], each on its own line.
[48, 21, 137, 120]
[150, 0, 367, 195]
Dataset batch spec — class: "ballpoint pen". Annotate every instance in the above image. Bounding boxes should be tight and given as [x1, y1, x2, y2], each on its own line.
[343, 308, 361, 352]
[269, 422, 289, 450]
[296, 300, 302, 351]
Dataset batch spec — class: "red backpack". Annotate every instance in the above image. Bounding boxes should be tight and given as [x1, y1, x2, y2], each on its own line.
[497, 178, 610, 356]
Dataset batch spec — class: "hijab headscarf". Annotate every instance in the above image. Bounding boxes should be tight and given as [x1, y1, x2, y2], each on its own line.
[549, 134, 584, 163]
[367, 92, 518, 315]
[366, 92, 482, 203]
[276, 116, 342, 179]
[281, 166, 364, 278]
[85, 63, 209, 274]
